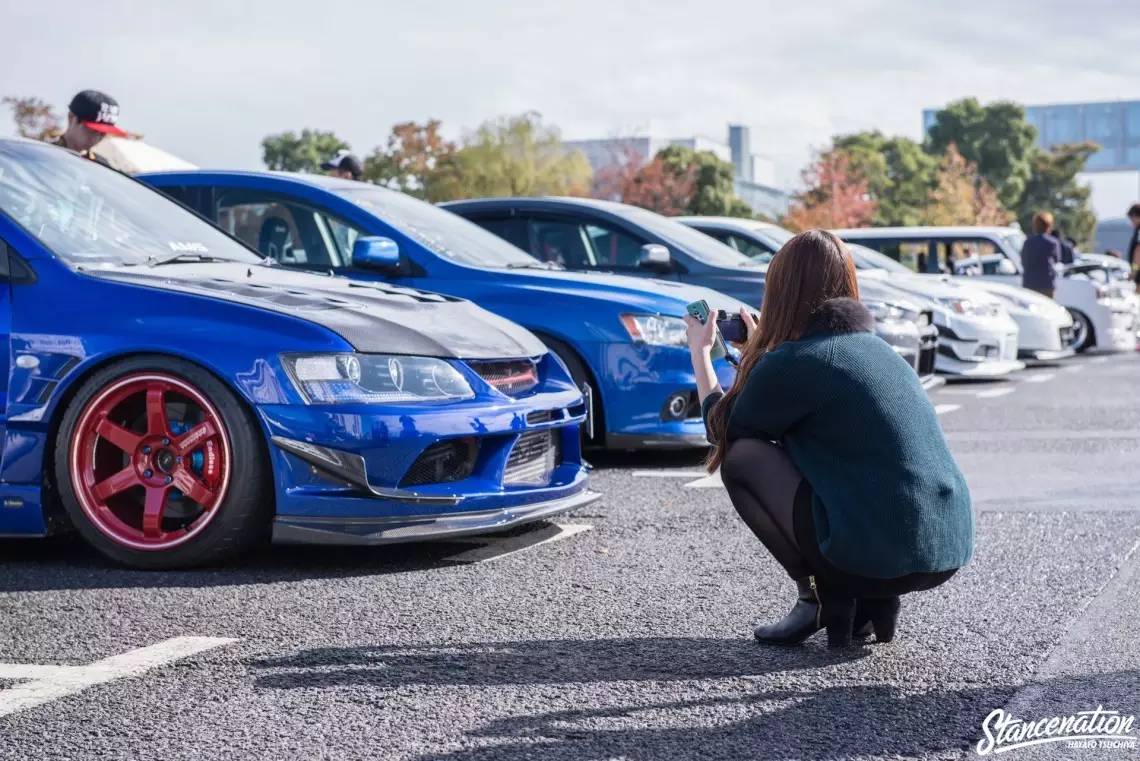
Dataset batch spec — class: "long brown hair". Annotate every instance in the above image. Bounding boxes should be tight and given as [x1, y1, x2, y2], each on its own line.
[705, 229, 859, 471]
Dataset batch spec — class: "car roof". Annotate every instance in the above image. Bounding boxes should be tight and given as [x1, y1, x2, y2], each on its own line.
[140, 169, 362, 190]
[440, 196, 635, 214]
[673, 216, 780, 230]
[834, 225, 1023, 237]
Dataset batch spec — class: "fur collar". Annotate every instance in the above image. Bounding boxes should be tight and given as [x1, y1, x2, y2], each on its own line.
[801, 297, 875, 338]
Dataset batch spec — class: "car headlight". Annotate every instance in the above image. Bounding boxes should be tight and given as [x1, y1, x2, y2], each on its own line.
[282, 353, 475, 404]
[863, 300, 907, 322]
[937, 297, 997, 317]
[620, 314, 688, 346]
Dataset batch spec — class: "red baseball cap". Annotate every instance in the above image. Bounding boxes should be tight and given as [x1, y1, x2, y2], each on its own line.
[68, 90, 128, 138]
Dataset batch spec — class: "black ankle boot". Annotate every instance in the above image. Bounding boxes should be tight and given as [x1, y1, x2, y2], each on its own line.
[854, 596, 901, 642]
[753, 577, 820, 646]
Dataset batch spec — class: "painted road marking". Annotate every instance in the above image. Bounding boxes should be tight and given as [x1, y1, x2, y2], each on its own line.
[1021, 373, 1055, 384]
[976, 387, 1016, 399]
[446, 522, 592, 564]
[684, 470, 724, 488]
[0, 636, 236, 718]
[934, 404, 962, 415]
[1091, 356, 1109, 364]
[1060, 364, 1085, 373]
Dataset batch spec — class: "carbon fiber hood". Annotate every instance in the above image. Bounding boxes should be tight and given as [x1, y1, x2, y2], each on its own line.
[90, 262, 547, 359]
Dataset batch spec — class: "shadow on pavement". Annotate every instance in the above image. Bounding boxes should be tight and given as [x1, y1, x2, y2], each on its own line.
[249, 637, 868, 690]
[0, 520, 563, 592]
[587, 448, 710, 471]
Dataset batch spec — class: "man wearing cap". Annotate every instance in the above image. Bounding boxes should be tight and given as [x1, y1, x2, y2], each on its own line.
[53, 90, 128, 164]
[321, 149, 364, 181]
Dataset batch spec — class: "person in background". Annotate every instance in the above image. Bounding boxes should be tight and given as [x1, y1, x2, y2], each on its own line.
[321, 150, 364, 181]
[1126, 204, 1140, 293]
[1050, 224, 1076, 265]
[685, 230, 972, 648]
[1020, 211, 1062, 298]
[53, 90, 128, 164]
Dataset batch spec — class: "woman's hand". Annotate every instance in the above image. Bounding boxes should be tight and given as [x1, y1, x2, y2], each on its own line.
[684, 314, 718, 356]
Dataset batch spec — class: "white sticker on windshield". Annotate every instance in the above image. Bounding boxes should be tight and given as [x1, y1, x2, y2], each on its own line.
[168, 241, 209, 253]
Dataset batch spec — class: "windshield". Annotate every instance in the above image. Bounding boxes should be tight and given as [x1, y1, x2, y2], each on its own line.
[754, 224, 794, 248]
[623, 207, 757, 268]
[848, 243, 912, 274]
[337, 187, 537, 268]
[0, 141, 263, 267]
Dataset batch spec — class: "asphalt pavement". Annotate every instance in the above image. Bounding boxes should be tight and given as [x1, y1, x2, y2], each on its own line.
[0, 352, 1137, 760]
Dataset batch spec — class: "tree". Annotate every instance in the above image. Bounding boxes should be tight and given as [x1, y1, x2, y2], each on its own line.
[429, 112, 592, 200]
[832, 131, 936, 226]
[1018, 142, 1098, 245]
[656, 145, 753, 217]
[261, 129, 349, 172]
[362, 119, 456, 199]
[925, 98, 1037, 210]
[617, 155, 698, 216]
[921, 143, 1013, 226]
[782, 149, 877, 231]
[3, 96, 62, 140]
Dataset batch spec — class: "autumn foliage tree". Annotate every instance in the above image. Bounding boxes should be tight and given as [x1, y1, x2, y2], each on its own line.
[593, 147, 697, 216]
[921, 143, 1012, 226]
[3, 96, 62, 140]
[782, 149, 877, 231]
[362, 119, 456, 200]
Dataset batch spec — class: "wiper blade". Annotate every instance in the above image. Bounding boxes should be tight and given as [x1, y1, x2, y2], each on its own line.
[505, 261, 563, 270]
[146, 253, 230, 267]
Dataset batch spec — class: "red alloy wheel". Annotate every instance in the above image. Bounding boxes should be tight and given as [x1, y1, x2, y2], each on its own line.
[68, 373, 232, 552]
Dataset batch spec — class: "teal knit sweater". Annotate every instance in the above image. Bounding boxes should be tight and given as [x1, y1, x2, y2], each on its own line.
[707, 298, 974, 579]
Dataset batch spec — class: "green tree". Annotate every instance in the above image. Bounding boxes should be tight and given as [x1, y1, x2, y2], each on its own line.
[1018, 142, 1098, 246]
[832, 131, 936, 226]
[362, 119, 456, 199]
[656, 145, 753, 217]
[925, 98, 1037, 210]
[921, 143, 1012, 226]
[429, 112, 592, 200]
[3, 95, 62, 140]
[261, 129, 349, 172]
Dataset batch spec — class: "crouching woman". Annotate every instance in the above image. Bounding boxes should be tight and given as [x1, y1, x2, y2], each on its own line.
[686, 230, 973, 648]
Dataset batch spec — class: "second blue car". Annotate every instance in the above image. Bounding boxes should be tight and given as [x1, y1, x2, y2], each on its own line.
[140, 172, 745, 450]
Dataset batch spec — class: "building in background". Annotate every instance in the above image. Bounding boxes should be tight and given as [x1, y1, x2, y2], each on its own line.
[563, 123, 790, 220]
[924, 99, 1140, 221]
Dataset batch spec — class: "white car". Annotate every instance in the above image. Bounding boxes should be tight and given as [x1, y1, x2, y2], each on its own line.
[858, 274, 941, 388]
[675, 217, 1021, 377]
[833, 225, 1133, 354]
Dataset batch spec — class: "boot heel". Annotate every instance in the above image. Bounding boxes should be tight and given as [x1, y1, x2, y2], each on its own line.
[864, 596, 901, 643]
[820, 595, 857, 648]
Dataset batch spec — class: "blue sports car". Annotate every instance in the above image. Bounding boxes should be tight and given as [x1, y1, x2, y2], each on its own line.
[139, 171, 744, 450]
[0, 138, 597, 568]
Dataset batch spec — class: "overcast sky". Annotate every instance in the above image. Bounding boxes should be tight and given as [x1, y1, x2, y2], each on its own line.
[4, 0, 1138, 187]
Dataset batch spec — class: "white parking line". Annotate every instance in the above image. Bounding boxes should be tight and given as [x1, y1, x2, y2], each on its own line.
[0, 636, 236, 717]
[1060, 365, 1085, 373]
[446, 522, 592, 563]
[934, 404, 962, 415]
[1091, 356, 1110, 364]
[1020, 373, 1055, 384]
[684, 470, 724, 488]
[976, 387, 1016, 399]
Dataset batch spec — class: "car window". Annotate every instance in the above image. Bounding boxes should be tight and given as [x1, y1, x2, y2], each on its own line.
[725, 233, 774, 260]
[584, 223, 644, 267]
[216, 192, 364, 269]
[470, 215, 530, 252]
[528, 219, 594, 268]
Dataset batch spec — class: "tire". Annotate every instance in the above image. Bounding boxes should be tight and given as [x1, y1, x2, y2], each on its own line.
[539, 336, 605, 448]
[53, 355, 271, 569]
[1066, 309, 1095, 353]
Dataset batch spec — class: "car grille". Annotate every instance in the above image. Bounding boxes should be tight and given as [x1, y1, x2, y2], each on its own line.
[470, 359, 539, 396]
[400, 438, 478, 487]
[504, 430, 561, 486]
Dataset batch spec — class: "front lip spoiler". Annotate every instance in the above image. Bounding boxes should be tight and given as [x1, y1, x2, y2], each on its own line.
[271, 435, 462, 505]
[272, 489, 603, 545]
[1019, 347, 1077, 361]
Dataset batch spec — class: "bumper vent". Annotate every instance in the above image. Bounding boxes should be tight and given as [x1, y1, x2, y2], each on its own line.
[504, 430, 561, 486]
[1059, 325, 1075, 346]
[470, 359, 539, 396]
[400, 438, 478, 487]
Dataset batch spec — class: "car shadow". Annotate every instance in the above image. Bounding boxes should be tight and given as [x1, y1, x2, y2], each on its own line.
[587, 448, 710, 471]
[0, 519, 567, 592]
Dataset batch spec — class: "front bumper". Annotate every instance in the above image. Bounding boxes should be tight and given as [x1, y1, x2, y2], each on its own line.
[272, 488, 602, 545]
[1087, 301, 1139, 352]
[934, 314, 1024, 376]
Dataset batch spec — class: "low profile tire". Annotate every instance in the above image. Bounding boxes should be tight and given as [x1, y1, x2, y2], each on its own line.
[54, 356, 271, 569]
[1066, 309, 1095, 353]
[540, 336, 605, 448]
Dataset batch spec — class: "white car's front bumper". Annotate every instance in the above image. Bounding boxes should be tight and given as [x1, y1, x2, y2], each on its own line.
[1086, 299, 1139, 352]
[935, 312, 1025, 376]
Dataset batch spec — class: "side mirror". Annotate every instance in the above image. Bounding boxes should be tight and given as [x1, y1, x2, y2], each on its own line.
[352, 236, 400, 270]
[996, 258, 1018, 276]
[638, 244, 672, 273]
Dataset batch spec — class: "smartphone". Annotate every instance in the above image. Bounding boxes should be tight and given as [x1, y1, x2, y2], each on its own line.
[686, 299, 727, 360]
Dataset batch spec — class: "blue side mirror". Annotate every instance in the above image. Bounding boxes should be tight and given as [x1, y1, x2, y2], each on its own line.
[352, 236, 400, 270]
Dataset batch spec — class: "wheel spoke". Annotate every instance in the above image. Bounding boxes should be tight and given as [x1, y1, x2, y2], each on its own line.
[142, 486, 168, 538]
[91, 467, 139, 502]
[172, 420, 219, 456]
[145, 385, 169, 437]
[172, 468, 218, 507]
[94, 416, 142, 454]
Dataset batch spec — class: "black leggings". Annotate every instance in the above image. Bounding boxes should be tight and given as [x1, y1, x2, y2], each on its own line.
[721, 438, 956, 598]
